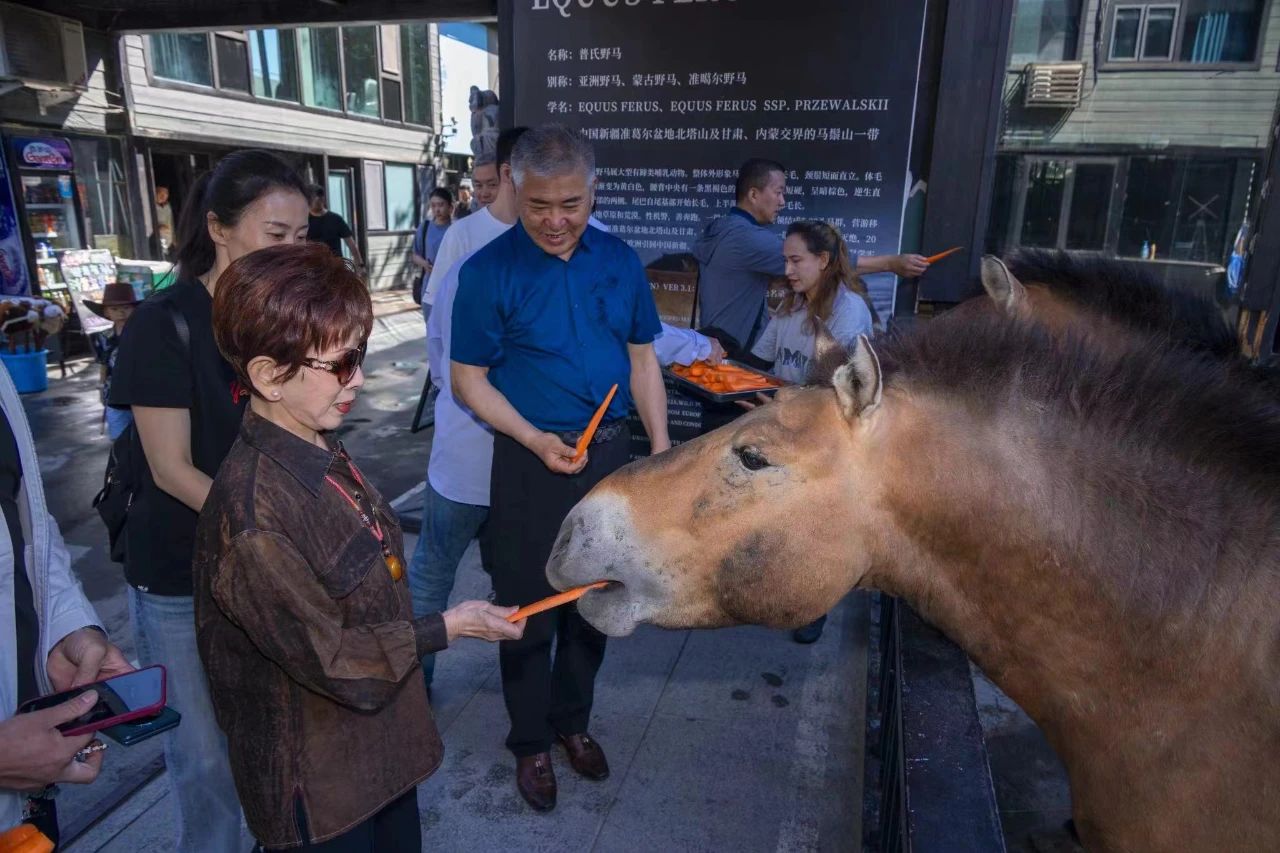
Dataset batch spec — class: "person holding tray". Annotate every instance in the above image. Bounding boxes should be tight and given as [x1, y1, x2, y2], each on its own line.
[745, 219, 875, 643]
[194, 242, 523, 852]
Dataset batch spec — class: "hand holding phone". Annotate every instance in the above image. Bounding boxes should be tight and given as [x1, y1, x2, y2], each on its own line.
[17, 666, 166, 738]
[0, 691, 104, 789]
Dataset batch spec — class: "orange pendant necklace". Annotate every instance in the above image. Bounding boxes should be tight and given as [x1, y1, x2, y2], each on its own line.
[324, 456, 403, 581]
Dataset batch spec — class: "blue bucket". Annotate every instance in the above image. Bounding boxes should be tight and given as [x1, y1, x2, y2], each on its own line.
[1, 350, 49, 394]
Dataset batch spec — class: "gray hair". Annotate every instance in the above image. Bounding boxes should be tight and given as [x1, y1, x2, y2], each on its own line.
[510, 124, 596, 188]
[473, 152, 497, 170]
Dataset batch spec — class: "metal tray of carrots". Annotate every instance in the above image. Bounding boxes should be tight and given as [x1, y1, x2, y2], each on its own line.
[663, 360, 785, 404]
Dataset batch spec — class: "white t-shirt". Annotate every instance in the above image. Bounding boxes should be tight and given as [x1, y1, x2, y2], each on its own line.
[751, 287, 873, 384]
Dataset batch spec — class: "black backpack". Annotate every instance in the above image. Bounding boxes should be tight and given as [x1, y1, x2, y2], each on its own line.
[93, 301, 189, 563]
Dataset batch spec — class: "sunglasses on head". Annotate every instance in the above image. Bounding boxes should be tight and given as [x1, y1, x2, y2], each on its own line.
[301, 342, 367, 386]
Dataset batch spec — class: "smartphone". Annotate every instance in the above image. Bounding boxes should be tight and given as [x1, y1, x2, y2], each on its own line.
[17, 665, 166, 736]
[101, 706, 182, 746]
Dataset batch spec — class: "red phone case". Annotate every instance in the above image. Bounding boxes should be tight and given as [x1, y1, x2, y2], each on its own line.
[18, 665, 167, 736]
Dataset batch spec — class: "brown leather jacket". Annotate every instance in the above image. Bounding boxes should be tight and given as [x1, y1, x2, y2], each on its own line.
[193, 410, 447, 848]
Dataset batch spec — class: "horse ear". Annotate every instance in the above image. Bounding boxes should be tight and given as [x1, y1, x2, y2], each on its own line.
[808, 318, 851, 384]
[833, 335, 882, 419]
[980, 256, 1026, 313]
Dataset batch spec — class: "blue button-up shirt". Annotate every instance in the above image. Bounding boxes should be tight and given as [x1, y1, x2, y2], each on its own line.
[451, 220, 661, 432]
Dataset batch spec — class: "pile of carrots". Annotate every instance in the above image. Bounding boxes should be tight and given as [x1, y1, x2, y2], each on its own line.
[0, 825, 54, 853]
[669, 361, 782, 395]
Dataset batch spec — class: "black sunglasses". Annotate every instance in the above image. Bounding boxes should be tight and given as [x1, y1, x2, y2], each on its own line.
[301, 343, 367, 386]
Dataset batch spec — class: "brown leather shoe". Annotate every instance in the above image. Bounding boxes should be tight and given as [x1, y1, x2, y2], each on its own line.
[556, 732, 610, 781]
[516, 752, 557, 812]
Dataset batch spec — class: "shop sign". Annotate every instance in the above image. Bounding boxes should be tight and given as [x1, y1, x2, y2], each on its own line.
[10, 137, 74, 171]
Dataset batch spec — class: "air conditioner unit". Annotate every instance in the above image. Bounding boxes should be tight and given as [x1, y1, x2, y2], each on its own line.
[0, 2, 88, 91]
[1023, 62, 1085, 108]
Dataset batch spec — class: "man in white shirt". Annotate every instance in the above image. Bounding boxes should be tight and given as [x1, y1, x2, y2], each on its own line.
[409, 128, 721, 689]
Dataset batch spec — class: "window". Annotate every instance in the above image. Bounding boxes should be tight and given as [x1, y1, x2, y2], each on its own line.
[1108, 0, 1264, 64]
[1008, 0, 1083, 66]
[343, 27, 380, 117]
[987, 157, 1119, 254]
[382, 79, 404, 123]
[384, 164, 416, 231]
[1065, 164, 1115, 250]
[249, 29, 299, 102]
[150, 33, 213, 86]
[1118, 156, 1256, 261]
[1179, 0, 1265, 63]
[1110, 5, 1178, 60]
[214, 35, 250, 93]
[401, 24, 433, 126]
[363, 161, 387, 231]
[1020, 160, 1068, 247]
[298, 27, 342, 111]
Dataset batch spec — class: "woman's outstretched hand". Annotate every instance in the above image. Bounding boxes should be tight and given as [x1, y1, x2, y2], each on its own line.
[443, 600, 525, 642]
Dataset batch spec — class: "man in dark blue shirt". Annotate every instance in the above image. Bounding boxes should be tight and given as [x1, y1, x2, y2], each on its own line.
[452, 125, 669, 813]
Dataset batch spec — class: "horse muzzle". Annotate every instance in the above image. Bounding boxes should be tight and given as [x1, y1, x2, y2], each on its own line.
[545, 491, 672, 637]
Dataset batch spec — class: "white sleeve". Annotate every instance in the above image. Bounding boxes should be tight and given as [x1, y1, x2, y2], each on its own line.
[426, 299, 444, 385]
[41, 513, 102, 660]
[423, 227, 463, 306]
[653, 323, 711, 367]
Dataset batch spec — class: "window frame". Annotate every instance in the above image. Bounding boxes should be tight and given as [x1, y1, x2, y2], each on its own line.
[143, 25, 435, 131]
[1000, 154, 1123, 253]
[381, 161, 418, 234]
[1101, 0, 1272, 71]
[1007, 0, 1087, 68]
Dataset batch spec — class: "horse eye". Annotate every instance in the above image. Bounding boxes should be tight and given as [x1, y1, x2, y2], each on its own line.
[735, 446, 771, 471]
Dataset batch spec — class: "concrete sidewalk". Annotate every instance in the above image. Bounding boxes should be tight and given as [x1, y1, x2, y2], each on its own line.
[65, 538, 869, 853]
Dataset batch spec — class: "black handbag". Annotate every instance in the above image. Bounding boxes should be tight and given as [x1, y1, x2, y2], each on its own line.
[92, 301, 189, 564]
[93, 426, 137, 563]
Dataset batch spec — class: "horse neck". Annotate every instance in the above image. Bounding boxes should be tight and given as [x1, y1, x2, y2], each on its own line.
[864, 395, 1251, 746]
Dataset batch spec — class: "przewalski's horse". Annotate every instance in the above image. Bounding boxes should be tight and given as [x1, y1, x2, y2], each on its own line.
[547, 311, 1280, 852]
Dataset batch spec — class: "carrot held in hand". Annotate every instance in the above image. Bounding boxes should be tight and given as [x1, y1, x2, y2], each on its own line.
[572, 383, 619, 462]
[924, 246, 963, 265]
[507, 582, 611, 622]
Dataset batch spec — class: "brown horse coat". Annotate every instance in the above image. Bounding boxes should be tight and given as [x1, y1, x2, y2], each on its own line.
[547, 308, 1280, 852]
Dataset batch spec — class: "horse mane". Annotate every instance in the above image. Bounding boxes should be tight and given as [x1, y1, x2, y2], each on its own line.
[876, 311, 1280, 490]
[1004, 249, 1239, 360]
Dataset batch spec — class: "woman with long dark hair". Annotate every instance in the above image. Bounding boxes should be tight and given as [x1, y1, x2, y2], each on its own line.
[750, 219, 876, 384]
[108, 149, 311, 852]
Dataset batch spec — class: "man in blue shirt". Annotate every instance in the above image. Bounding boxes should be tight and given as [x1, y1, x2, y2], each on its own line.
[452, 125, 669, 813]
[691, 158, 928, 353]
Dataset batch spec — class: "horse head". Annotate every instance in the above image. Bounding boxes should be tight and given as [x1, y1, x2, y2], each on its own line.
[546, 337, 891, 637]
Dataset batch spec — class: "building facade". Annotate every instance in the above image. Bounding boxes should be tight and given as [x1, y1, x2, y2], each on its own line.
[987, 0, 1279, 297]
[1, 4, 445, 295]
[121, 24, 442, 291]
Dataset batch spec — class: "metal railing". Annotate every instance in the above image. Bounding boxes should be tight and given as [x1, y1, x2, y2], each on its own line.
[863, 594, 1006, 852]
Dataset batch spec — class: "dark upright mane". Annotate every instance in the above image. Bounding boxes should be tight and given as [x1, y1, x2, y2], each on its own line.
[1004, 249, 1239, 360]
[877, 311, 1280, 489]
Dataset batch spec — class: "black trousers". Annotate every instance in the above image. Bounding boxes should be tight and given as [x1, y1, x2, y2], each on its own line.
[256, 789, 420, 853]
[483, 428, 631, 757]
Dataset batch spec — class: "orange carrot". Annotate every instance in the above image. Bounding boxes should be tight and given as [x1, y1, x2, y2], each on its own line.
[507, 582, 610, 622]
[572, 383, 618, 462]
[924, 246, 964, 265]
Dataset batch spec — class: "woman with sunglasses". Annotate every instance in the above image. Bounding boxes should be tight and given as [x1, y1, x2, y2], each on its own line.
[195, 243, 524, 853]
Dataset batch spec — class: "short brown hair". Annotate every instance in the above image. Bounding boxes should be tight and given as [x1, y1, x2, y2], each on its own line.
[213, 242, 373, 398]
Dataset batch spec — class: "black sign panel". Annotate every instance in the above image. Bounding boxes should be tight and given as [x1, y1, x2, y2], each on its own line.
[511, 0, 928, 317]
